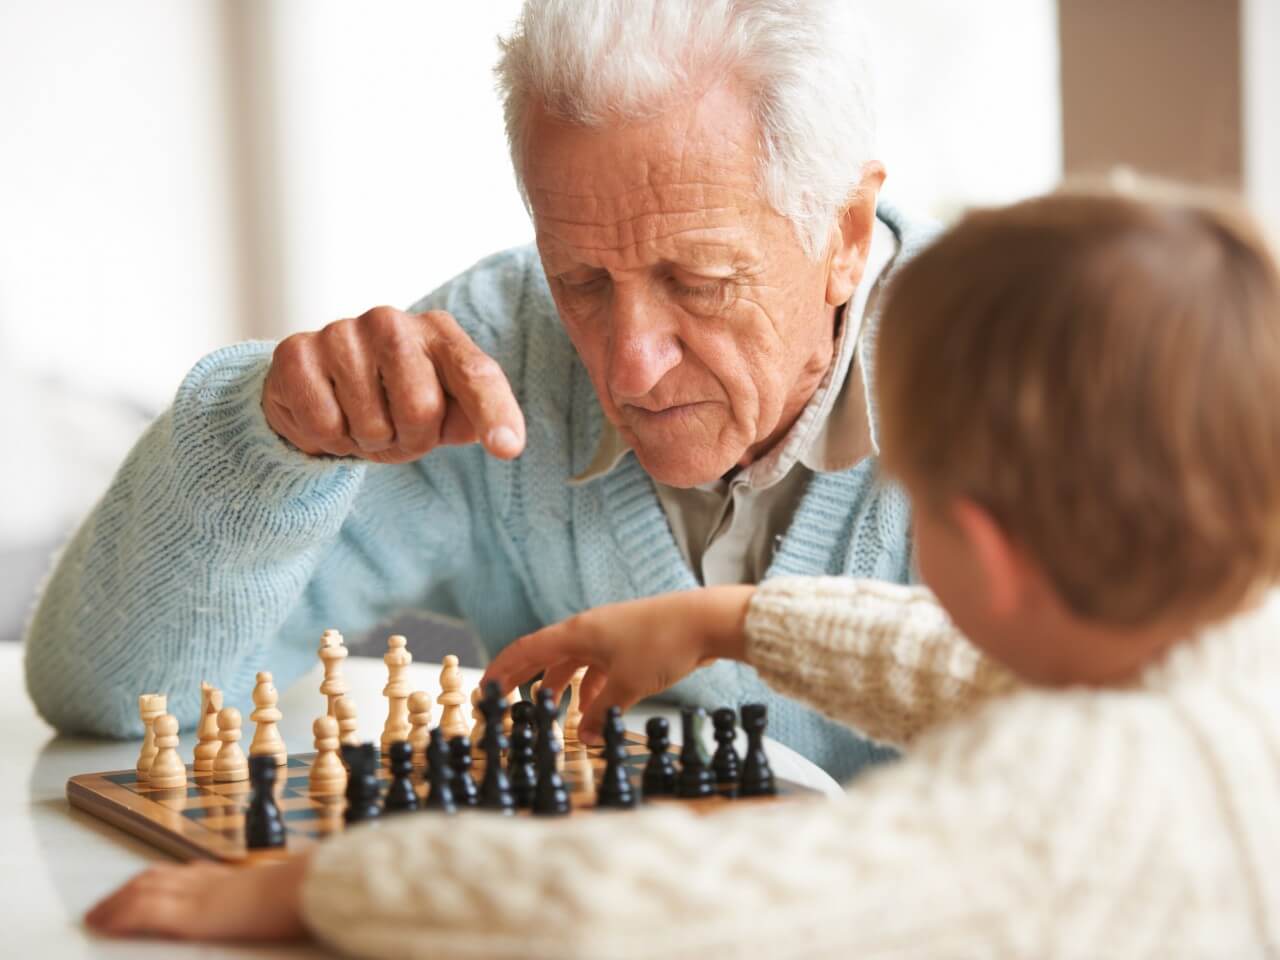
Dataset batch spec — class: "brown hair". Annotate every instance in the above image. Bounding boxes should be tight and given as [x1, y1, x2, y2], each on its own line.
[877, 185, 1280, 626]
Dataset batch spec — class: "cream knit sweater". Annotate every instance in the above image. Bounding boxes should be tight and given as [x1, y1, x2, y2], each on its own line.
[301, 578, 1280, 959]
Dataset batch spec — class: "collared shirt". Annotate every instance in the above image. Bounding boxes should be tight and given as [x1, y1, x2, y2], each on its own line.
[571, 217, 899, 584]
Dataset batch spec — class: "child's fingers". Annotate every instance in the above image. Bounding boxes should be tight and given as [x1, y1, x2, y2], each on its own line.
[577, 675, 644, 744]
[86, 883, 186, 938]
[483, 619, 604, 693]
[539, 659, 588, 699]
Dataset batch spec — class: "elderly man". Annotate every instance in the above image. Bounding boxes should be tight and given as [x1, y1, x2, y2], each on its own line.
[25, 0, 928, 780]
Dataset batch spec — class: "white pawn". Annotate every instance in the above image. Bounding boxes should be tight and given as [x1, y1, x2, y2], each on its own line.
[530, 680, 563, 741]
[149, 714, 187, 789]
[136, 693, 167, 781]
[213, 707, 249, 782]
[335, 696, 360, 747]
[381, 635, 413, 753]
[503, 687, 519, 737]
[436, 655, 469, 739]
[469, 686, 485, 747]
[309, 715, 347, 797]
[193, 683, 223, 774]
[249, 671, 287, 766]
[409, 691, 433, 767]
[564, 666, 588, 742]
[318, 629, 349, 718]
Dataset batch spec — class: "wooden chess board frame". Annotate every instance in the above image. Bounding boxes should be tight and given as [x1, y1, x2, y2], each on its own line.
[67, 733, 815, 863]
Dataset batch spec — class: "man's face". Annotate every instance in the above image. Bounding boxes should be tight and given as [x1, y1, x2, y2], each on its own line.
[523, 84, 844, 487]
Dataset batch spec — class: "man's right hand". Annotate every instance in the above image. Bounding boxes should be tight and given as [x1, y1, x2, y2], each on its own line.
[262, 307, 526, 464]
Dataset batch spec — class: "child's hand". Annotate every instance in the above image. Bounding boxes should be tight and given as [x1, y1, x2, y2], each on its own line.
[85, 854, 310, 942]
[483, 585, 756, 742]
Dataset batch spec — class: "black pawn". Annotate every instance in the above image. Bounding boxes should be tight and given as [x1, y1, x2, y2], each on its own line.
[711, 707, 741, 797]
[449, 736, 479, 807]
[533, 687, 570, 816]
[676, 707, 715, 799]
[508, 700, 538, 809]
[423, 728, 457, 813]
[641, 716, 677, 797]
[383, 740, 419, 813]
[478, 683, 514, 814]
[596, 706, 637, 809]
[245, 754, 286, 849]
[739, 703, 776, 797]
[343, 743, 383, 824]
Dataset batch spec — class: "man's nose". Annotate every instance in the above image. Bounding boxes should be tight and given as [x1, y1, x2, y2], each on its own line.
[607, 286, 681, 401]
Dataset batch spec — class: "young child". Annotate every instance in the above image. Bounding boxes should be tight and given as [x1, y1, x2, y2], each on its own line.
[86, 187, 1280, 958]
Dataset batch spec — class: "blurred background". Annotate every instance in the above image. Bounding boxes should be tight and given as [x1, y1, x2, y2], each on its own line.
[1, 0, 1276, 647]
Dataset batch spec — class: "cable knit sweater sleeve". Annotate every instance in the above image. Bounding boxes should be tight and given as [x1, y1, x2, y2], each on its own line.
[301, 710, 1053, 960]
[745, 576, 1019, 747]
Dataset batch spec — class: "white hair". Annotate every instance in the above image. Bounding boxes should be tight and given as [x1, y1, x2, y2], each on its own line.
[495, 0, 878, 258]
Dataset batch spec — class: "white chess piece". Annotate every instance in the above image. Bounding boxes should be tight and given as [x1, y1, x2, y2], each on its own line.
[213, 707, 249, 782]
[318, 629, 349, 718]
[436, 655, 469, 739]
[381, 635, 413, 753]
[469, 686, 485, 747]
[530, 680, 563, 741]
[136, 693, 167, 782]
[564, 666, 588, 741]
[193, 683, 223, 774]
[249, 671, 287, 766]
[502, 687, 519, 737]
[310, 715, 347, 797]
[335, 696, 360, 747]
[148, 714, 187, 789]
[409, 691, 432, 767]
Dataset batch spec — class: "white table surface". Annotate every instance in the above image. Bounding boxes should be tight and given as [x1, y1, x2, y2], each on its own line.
[1, 645, 839, 956]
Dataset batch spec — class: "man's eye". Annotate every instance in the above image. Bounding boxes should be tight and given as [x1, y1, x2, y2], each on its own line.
[669, 276, 726, 300]
[560, 274, 610, 295]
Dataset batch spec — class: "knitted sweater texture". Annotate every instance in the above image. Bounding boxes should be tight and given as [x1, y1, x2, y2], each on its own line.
[23, 208, 931, 781]
[302, 577, 1280, 959]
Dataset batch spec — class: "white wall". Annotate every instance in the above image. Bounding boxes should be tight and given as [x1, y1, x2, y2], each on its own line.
[252, 0, 531, 339]
[868, 0, 1063, 219]
[1243, 0, 1280, 238]
[0, 0, 239, 405]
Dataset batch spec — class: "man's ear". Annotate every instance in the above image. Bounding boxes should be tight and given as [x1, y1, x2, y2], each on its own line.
[826, 162, 886, 307]
[951, 497, 1025, 618]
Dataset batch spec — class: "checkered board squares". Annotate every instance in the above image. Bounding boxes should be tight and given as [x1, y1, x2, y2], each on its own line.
[67, 733, 815, 863]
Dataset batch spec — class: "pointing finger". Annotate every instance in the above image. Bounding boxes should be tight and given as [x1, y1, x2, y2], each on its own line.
[425, 315, 525, 459]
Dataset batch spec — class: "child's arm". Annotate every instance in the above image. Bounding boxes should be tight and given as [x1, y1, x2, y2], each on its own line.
[483, 576, 1018, 748]
[746, 576, 1019, 747]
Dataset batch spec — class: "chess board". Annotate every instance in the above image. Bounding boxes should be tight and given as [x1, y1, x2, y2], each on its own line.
[67, 733, 817, 863]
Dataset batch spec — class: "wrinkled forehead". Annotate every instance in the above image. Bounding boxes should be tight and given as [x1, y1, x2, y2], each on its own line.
[522, 87, 772, 271]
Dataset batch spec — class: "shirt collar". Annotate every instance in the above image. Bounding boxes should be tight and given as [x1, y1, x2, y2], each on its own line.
[570, 215, 898, 488]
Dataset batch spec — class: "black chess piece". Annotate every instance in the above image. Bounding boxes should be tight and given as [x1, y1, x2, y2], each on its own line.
[711, 707, 741, 797]
[596, 706, 636, 809]
[676, 706, 715, 799]
[739, 703, 776, 797]
[245, 754, 286, 849]
[449, 735, 479, 807]
[508, 700, 538, 809]
[383, 740, 419, 813]
[423, 728, 457, 813]
[641, 716, 677, 797]
[343, 742, 383, 824]
[478, 682, 514, 814]
[532, 686, 570, 816]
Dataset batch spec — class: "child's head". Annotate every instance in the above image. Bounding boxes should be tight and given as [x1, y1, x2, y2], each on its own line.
[877, 186, 1280, 684]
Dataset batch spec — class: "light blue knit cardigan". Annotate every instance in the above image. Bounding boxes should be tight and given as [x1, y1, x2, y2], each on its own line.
[24, 206, 930, 782]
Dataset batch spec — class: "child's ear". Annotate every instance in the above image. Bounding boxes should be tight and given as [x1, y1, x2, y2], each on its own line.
[951, 498, 1025, 618]
[825, 162, 885, 308]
